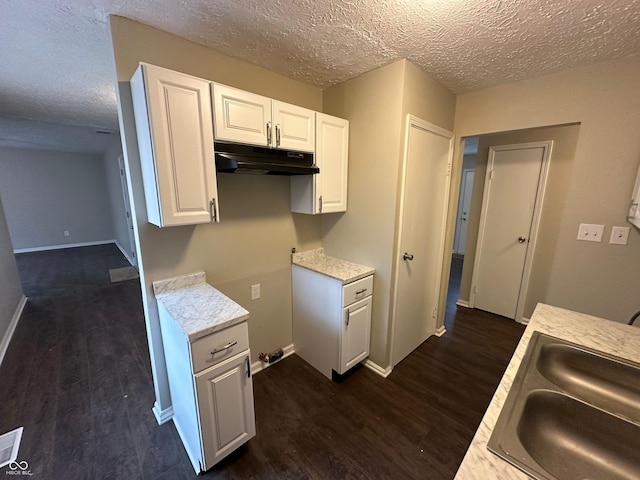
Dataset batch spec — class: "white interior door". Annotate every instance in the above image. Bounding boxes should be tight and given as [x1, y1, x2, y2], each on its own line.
[392, 116, 453, 366]
[454, 169, 475, 255]
[470, 142, 551, 320]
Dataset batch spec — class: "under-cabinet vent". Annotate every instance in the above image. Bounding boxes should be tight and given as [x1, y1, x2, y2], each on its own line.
[0, 426, 23, 468]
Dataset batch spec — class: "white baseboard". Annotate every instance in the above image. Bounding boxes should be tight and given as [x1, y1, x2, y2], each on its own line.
[13, 239, 115, 254]
[0, 295, 27, 367]
[152, 401, 174, 425]
[251, 343, 295, 375]
[435, 325, 446, 337]
[517, 317, 530, 325]
[363, 359, 393, 378]
[456, 299, 470, 308]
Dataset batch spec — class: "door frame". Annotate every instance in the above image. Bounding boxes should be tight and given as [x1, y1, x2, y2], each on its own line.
[389, 115, 454, 366]
[118, 153, 138, 267]
[469, 141, 552, 322]
[453, 168, 475, 255]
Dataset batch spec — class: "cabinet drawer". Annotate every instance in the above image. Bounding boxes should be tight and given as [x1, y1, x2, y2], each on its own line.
[191, 321, 249, 373]
[343, 275, 373, 307]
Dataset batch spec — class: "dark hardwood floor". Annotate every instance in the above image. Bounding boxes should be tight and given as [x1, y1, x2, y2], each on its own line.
[1, 247, 524, 479]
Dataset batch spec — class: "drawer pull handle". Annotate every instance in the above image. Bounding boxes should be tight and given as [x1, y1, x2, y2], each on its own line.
[211, 340, 237, 355]
[355, 288, 367, 295]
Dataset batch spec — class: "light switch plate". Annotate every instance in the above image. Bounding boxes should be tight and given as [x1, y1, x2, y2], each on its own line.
[577, 223, 604, 242]
[609, 226, 630, 245]
[251, 283, 261, 300]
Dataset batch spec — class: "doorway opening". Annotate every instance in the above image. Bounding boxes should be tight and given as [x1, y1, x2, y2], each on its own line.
[447, 123, 580, 325]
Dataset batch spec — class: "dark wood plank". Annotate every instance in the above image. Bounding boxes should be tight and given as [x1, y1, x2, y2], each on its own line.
[1, 245, 524, 479]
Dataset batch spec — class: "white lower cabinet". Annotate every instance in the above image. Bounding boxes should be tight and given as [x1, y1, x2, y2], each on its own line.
[195, 351, 255, 470]
[158, 309, 255, 474]
[292, 265, 372, 379]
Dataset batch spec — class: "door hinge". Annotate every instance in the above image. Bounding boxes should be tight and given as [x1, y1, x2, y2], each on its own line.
[446, 163, 452, 176]
[489, 169, 494, 180]
[432, 307, 438, 319]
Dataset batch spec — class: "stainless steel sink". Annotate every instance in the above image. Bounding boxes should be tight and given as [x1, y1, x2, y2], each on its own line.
[487, 332, 640, 480]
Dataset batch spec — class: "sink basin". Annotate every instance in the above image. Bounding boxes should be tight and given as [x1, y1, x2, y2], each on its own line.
[488, 332, 640, 480]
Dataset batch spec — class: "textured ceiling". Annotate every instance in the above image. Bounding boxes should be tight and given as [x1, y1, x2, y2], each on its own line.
[1, 0, 640, 154]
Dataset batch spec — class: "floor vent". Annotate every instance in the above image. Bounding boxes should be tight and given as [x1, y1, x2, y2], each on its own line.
[0, 427, 23, 468]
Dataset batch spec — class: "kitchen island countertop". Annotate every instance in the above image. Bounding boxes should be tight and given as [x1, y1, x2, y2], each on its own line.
[454, 303, 640, 479]
[153, 271, 249, 342]
[292, 248, 374, 284]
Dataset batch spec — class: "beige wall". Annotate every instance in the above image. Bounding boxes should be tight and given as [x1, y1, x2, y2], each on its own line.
[109, 16, 323, 412]
[0, 194, 23, 355]
[452, 54, 640, 324]
[458, 124, 581, 319]
[322, 59, 456, 368]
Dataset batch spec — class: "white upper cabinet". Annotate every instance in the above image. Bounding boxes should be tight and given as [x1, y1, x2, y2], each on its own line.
[212, 84, 315, 152]
[130, 63, 219, 227]
[291, 113, 349, 214]
[213, 84, 271, 146]
[271, 100, 315, 151]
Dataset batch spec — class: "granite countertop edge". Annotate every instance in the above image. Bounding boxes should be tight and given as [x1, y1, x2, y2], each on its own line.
[153, 271, 249, 342]
[453, 303, 640, 479]
[291, 247, 375, 284]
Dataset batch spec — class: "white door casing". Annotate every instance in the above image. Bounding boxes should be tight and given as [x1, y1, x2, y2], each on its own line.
[390, 116, 454, 367]
[117, 154, 137, 267]
[454, 169, 475, 255]
[470, 142, 552, 321]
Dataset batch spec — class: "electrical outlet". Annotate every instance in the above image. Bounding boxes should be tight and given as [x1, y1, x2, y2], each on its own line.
[251, 283, 261, 300]
[576, 223, 604, 242]
[63, 230, 70, 237]
[609, 226, 630, 245]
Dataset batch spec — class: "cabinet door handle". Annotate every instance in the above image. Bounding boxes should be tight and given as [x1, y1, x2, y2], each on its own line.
[345, 308, 350, 326]
[267, 121, 272, 145]
[210, 198, 218, 222]
[275, 124, 281, 147]
[210, 340, 237, 355]
[245, 356, 251, 378]
[319, 195, 323, 213]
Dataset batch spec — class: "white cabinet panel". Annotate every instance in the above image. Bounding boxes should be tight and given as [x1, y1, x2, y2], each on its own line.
[196, 352, 256, 470]
[212, 84, 270, 146]
[291, 113, 349, 214]
[131, 63, 219, 227]
[272, 100, 315, 152]
[212, 84, 315, 151]
[341, 296, 372, 373]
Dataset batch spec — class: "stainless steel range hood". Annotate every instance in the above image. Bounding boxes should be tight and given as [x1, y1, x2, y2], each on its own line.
[214, 142, 319, 175]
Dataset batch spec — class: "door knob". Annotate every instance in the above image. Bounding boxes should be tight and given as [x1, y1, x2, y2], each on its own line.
[518, 236, 527, 243]
[403, 252, 414, 261]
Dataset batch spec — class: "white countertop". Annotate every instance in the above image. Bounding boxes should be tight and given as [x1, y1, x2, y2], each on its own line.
[292, 248, 375, 284]
[153, 271, 249, 342]
[454, 303, 640, 479]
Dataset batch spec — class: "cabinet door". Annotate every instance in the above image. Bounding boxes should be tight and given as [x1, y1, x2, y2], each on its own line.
[213, 84, 270, 146]
[272, 100, 315, 152]
[290, 113, 348, 214]
[132, 64, 219, 227]
[316, 113, 349, 213]
[195, 351, 256, 470]
[340, 295, 372, 373]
